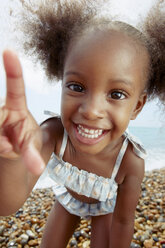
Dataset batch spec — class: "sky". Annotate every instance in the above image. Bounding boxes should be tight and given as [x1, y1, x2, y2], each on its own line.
[0, 0, 164, 127]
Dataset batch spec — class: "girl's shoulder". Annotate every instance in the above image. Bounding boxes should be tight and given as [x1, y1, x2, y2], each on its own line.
[116, 133, 145, 185]
[41, 115, 64, 150]
[122, 137, 145, 181]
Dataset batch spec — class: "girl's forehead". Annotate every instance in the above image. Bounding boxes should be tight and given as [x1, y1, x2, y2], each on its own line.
[66, 30, 147, 68]
[64, 30, 149, 91]
[68, 29, 144, 59]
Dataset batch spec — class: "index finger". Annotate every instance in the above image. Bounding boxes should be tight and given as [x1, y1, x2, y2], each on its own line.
[3, 50, 27, 111]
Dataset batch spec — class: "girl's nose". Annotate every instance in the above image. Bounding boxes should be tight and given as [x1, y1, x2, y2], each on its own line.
[78, 95, 105, 120]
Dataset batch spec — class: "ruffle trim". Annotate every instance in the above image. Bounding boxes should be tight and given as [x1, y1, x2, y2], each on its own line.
[52, 183, 116, 218]
[48, 155, 118, 202]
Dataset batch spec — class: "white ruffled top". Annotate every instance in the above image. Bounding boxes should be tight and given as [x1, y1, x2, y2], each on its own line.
[47, 128, 147, 203]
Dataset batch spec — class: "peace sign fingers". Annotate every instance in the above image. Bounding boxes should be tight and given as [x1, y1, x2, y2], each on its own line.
[3, 49, 27, 111]
[0, 50, 45, 176]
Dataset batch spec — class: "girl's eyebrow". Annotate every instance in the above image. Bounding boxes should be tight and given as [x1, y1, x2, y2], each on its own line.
[109, 79, 136, 93]
[64, 70, 84, 77]
[110, 79, 134, 88]
[64, 71, 134, 90]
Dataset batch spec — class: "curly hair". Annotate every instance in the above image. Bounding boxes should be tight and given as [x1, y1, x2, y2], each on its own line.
[14, 0, 165, 102]
[14, 0, 100, 80]
[141, 0, 165, 102]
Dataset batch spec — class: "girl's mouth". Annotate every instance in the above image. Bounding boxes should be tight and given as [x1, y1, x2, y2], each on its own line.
[77, 124, 103, 139]
[74, 124, 108, 145]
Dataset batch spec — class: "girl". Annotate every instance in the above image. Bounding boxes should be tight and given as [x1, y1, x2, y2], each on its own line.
[0, 0, 164, 247]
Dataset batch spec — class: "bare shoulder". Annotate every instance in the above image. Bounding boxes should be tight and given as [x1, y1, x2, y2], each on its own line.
[40, 117, 64, 162]
[122, 142, 145, 182]
[41, 116, 64, 142]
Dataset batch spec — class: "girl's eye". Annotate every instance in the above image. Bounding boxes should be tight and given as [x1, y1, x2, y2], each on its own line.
[67, 83, 84, 92]
[110, 91, 126, 100]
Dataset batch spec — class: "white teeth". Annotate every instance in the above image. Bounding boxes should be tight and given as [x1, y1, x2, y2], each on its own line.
[85, 128, 89, 133]
[77, 124, 103, 139]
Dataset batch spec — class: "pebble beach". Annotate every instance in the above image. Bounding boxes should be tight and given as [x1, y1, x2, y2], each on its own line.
[0, 168, 165, 248]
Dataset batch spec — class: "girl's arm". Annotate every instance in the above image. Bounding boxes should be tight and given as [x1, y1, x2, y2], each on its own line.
[0, 50, 55, 215]
[109, 152, 145, 248]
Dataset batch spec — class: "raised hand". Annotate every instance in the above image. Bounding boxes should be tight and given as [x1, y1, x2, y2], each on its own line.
[0, 50, 45, 175]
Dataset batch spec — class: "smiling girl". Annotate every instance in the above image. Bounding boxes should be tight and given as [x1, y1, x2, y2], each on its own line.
[0, 0, 164, 247]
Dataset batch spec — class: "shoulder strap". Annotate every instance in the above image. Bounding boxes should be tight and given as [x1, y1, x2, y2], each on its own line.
[44, 110, 60, 117]
[59, 129, 68, 159]
[111, 137, 129, 180]
[124, 130, 147, 159]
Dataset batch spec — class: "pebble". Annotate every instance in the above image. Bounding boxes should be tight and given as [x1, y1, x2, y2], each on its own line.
[0, 226, 5, 236]
[26, 230, 36, 239]
[143, 239, 153, 248]
[80, 230, 89, 238]
[69, 238, 78, 247]
[130, 243, 141, 248]
[20, 233, 29, 245]
[0, 169, 165, 247]
[82, 240, 90, 248]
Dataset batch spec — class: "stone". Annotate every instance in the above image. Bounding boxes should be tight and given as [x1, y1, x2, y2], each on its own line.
[161, 224, 165, 230]
[74, 231, 81, 239]
[82, 240, 90, 248]
[26, 230, 36, 238]
[7, 240, 16, 247]
[0, 237, 6, 244]
[28, 239, 39, 246]
[80, 230, 89, 238]
[0, 225, 5, 235]
[69, 238, 78, 247]
[153, 236, 159, 242]
[143, 239, 153, 248]
[130, 243, 141, 248]
[20, 233, 29, 245]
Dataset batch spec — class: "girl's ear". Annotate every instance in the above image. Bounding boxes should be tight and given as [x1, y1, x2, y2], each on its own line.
[131, 93, 147, 120]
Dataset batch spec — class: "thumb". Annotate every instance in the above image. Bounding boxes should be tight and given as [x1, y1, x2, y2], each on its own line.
[22, 144, 45, 176]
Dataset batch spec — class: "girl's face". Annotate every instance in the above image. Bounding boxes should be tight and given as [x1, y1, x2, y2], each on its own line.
[61, 30, 148, 155]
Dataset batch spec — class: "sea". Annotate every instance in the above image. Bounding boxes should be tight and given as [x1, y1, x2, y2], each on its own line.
[34, 126, 165, 189]
[129, 126, 165, 171]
